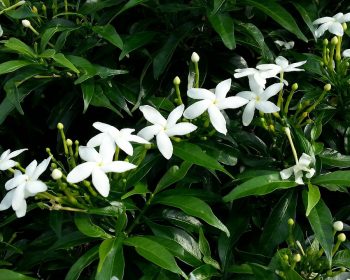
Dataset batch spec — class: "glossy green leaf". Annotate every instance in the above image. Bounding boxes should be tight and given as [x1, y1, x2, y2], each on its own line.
[89, 85, 122, 117]
[155, 161, 192, 194]
[306, 183, 321, 217]
[40, 26, 69, 51]
[284, 269, 304, 280]
[189, 264, 221, 280]
[5, 38, 37, 58]
[87, 205, 124, 217]
[0, 270, 36, 280]
[238, 0, 307, 42]
[92, 24, 123, 49]
[74, 213, 112, 239]
[311, 171, 350, 186]
[333, 250, 350, 269]
[119, 31, 156, 60]
[173, 142, 231, 177]
[124, 236, 186, 276]
[292, 2, 316, 40]
[121, 182, 149, 200]
[162, 209, 202, 233]
[319, 149, 350, 168]
[208, 13, 235, 50]
[81, 79, 95, 113]
[199, 228, 220, 270]
[224, 172, 297, 202]
[153, 195, 229, 236]
[96, 237, 124, 280]
[64, 246, 99, 280]
[0, 60, 33, 75]
[116, 0, 148, 16]
[49, 211, 63, 238]
[52, 53, 80, 74]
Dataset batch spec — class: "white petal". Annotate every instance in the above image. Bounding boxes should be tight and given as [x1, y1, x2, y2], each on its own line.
[251, 74, 267, 90]
[256, 64, 280, 72]
[215, 78, 231, 100]
[298, 153, 312, 167]
[260, 83, 283, 101]
[275, 56, 289, 68]
[236, 91, 255, 100]
[166, 123, 197, 137]
[126, 134, 149, 144]
[5, 174, 27, 190]
[26, 181, 48, 194]
[183, 100, 211, 119]
[167, 104, 185, 128]
[15, 199, 27, 218]
[25, 160, 38, 178]
[315, 22, 332, 37]
[242, 101, 256, 126]
[102, 161, 137, 173]
[217, 96, 249, 110]
[329, 22, 344, 36]
[91, 168, 110, 197]
[0, 159, 17, 170]
[92, 122, 116, 133]
[115, 136, 133, 156]
[340, 13, 350, 23]
[87, 133, 105, 147]
[280, 167, 294, 179]
[208, 105, 227, 135]
[138, 124, 162, 141]
[187, 88, 215, 101]
[306, 168, 316, 179]
[7, 148, 27, 159]
[120, 128, 135, 135]
[12, 183, 25, 211]
[99, 137, 116, 163]
[333, 13, 344, 21]
[255, 101, 280, 113]
[79, 146, 101, 163]
[234, 68, 257, 78]
[294, 171, 304, 185]
[139, 105, 167, 126]
[0, 149, 10, 160]
[0, 190, 14, 211]
[67, 162, 95, 183]
[32, 157, 51, 180]
[285, 61, 306, 72]
[313, 16, 333, 25]
[343, 49, 350, 57]
[156, 131, 173, 159]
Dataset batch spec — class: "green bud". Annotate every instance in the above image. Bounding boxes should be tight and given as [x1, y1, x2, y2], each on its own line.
[331, 36, 338, 45]
[46, 147, 51, 153]
[343, 22, 347, 31]
[173, 76, 180, 85]
[51, 163, 57, 169]
[66, 139, 73, 146]
[293, 254, 301, 262]
[324, 84, 331, 91]
[333, 221, 344, 231]
[292, 83, 298, 91]
[288, 218, 294, 226]
[340, 267, 346, 272]
[145, 144, 152, 150]
[323, 39, 329, 46]
[338, 233, 346, 242]
[57, 122, 64, 130]
[32, 6, 38, 13]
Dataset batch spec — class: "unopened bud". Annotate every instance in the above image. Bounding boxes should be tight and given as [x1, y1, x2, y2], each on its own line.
[333, 221, 344, 231]
[57, 122, 64, 130]
[323, 39, 329, 46]
[292, 83, 298, 91]
[66, 139, 73, 146]
[22, 19, 31, 28]
[293, 254, 301, 262]
[51, 169, 63, 180]
[343, 23, 347, 31]
[338, 233, 346, 242]
[173, 76, 180, 85]
[191, 52, 200, 63]
[32, 6, 38, 13]
[331, 36, 338, 45]
[324, 84, 331, 91]
[288, 218, 294, 226]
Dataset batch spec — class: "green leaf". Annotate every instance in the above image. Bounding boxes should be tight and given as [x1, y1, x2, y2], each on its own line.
[153, 195, 229, 236]
[81, 79, 95, 113]
[208, 13, 235, 50]
[74, 213, 112, 239]
[89, 85, 122, 117]
[292, 2, 316, 40]
[119, 31, 156, 60]
[311, 171, 350, 186]
[96, 237, 124, 280]
[5, 38, 37, 58]
[155, 161, 192, 194]
[40, 26, 70, 51]
[333, 250, 350, 269]
[92, 24, 123, 49]
[121, 182, 149, 200]
[284, 269, 304, 280]
[199, 228, 221, 270]
[0, 269, 36, 280]
[0, 60, 33, 75]
[238, 0, 307, 42]
[319, 149, 350, 168]
[52, 53, 80, 74]
[116, 0, 148, 16]
[64, 246, 99, 280]
[87, 205, 124, 217]
[306, 183, 321, 217]
[173, 142, 231, 177]
[223, 172, 298, 202]
[189, 264, 221, 280]
[124, 236, 186, 276]
[303, 195, 333, 263]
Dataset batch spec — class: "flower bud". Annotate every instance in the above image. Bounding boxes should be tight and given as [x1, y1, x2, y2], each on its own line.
[288, 218, 294, 226]
[191, 52, 200, 63]
[331, 36, 338, 45]
[324, 84, 331, 91]
[66, 139, 73, 146]
[343, 22, 347, 31]
[173, 76, 180, 85]
[51, 169, 63, 180]
[338, 233, 346, 242]
[22, 19, 31, 28]
[292, 83, 298, 91]
[333, 221, 344, 231]
[323, 39, 329, 46]
[32, 6, 38, 13]
[293, 254, 301, 262]
[57, 122, 64, 130]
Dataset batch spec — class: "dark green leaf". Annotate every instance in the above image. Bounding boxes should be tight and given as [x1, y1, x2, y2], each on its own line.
[208, 13, 235, 50]
[311, 171, 350, 186]
[119, 31, 156, 60]
[5, 38, 37, 58]
[306, 183, 321, 217]
[81, 79, 95, 113]
[0, 270, 36, 280]
[199, 228, 221, 270]
[292, 2, 316, 40]
[333, 250, 350, 269]
[0, 60, 33, 75]
[121, 182, 149, 200]
[89, 85, 122, 116]
[52, 53, 80, 74]
[87, 205, 124, 217]
[93, 24, 123, 49]
[116, 0, 148, 16]
[189, 264, 221, 280]
[74, 213, 112, 239]
[319, 149, 350, 168]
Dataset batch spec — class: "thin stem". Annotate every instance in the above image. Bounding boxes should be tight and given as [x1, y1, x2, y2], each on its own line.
[126, 194, 154, 234]
[277, 72, 284, 108]
[285, 127, 299, 164]
[194, 62, 199, 88]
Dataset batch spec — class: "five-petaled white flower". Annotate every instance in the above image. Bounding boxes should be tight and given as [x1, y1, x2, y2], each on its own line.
[87, 122, 149, 156]
[183, 79, 248, 135]
[257, 56, 307, 75]
[0, 157, 51, 218]
[280, 153, 315, 184]
[237, 83, 282, 126]
[234, 67, 278, 89]
[138, 104, 197, 159]
[313, 13, 350, 38]
[0, 148, 27, 170]
[67, 146, 136, 197]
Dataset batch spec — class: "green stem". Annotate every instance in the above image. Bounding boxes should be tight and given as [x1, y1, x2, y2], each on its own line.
[0, 0, 25, 15]
[277, 72, 284, 108]
[284, 87, 297, 114]
[285, 128, 299, 164]
[174, 83, 183, 105]
[194, 62, 199, 88]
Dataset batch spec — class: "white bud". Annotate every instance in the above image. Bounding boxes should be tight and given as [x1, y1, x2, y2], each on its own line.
[191, 52, 200, 63]
[334, 221, 344, 231]
[51, 169, 63, 180]
[22, 19, 31, 28]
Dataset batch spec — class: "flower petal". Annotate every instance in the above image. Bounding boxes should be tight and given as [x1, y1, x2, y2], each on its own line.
[139, 105, 167, 126]
[280, 167, 293, 179]
[343, 49, 350, 57]
[99, 137, 116, 163]
[67, 162, 95, 183]
[92, 168, 110, 197]
[315, 22, 332, 37]
[25, 160, 37, 178]
[256, 64, 281, 72]
[234, 68, 257, 78]
[0, 190, 14, 211]
[126, 134, 149, 144]
[183, 100, 211, 119]
[5, 174, 27, 190]
[15, 199, 27, 218]
[285, 61, 306, 72]
[115, 136, 133, 156]
[187, 88, 215, 101]
[236, 91, 255, 100]
[275, 56, 289, 68]
[255, 101, 280, 113]
[260, 83, 283, 101]
[102, 161, 137, 173]
[242, 100, 256, 126]
[208, 105, 227, 135]
[306, 168, 316, 178]
[340, 13, 350, 23]
[79, 146, 101, 163]
[26, 181, 48, 194]
[138, 124, 162, 141]
[8, 148, 27, 159]
[298, 153, 312, 167]
[0, 159, 16, 171]
[313, 16, 333, 25]
[12, 183, 25, 211]
[329, 22, 344, 36]
[215, 78, 231, 100]
[167, 104, 185, 128]
[156, 131, 173, 159]
[0, 149, 10, 161]
[93, 122, 116, 134]
[217, 96, 249, 110]
[166, 123, 197, 137]
[32, 157, 51, 180]
[87, 133, 105, 147]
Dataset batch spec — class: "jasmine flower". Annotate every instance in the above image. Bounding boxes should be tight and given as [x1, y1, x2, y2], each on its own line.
[280, 153, 315, 184]
[313, 13, 350, 38]
[0, 148, 27, 170]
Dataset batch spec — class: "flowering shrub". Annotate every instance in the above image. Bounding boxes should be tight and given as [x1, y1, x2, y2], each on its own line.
[1, 1, 350, 280]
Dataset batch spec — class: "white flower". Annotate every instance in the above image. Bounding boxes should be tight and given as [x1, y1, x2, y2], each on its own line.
[234, 67, 278, 89]
[87, 122, 149, 156]
[67, 146, 136, 197]
[313, 13, 350, 38]
[274, 40, 294, 50]
[333, 221, 344, 231]
[191, 52, 200, 63]
[343, 49, 350, 57]
[51, 169, 63, 180]
[183, 78, 248, 134]
[280, 153, 315, 185]
[21, 19, 31, 28]
[237, 83, 282, 126]
[256, 56, 307, 75]
[0, 148, 27, 170]
[138, 104, 197, 159]
[0, 157, 51, 218]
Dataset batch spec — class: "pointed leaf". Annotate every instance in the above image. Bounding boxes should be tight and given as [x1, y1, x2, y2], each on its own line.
[306, 183, 321, 217]
[5, 38, 37, 58]
[52, 53, 80, 74]
[74, 213, 112, 239]
[93, 24, 123, 49]
[311, 171, 350, 186]
[208, 13, 235, 50]
[0, 60, 33, 75]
